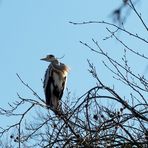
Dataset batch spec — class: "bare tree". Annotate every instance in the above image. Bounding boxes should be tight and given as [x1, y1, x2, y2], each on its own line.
[0, 0, 147, 147]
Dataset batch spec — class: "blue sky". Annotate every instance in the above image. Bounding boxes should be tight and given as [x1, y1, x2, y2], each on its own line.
[0, 0, 148, 119]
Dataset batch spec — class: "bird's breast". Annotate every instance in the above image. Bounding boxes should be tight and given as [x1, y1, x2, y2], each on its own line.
[53, 72, 66, 89]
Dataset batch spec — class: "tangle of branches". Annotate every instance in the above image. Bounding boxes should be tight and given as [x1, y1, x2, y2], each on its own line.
[0, 0, 147, 147]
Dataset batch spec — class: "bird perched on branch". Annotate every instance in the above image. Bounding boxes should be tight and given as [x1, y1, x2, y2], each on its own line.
[41, 54, 69, 111]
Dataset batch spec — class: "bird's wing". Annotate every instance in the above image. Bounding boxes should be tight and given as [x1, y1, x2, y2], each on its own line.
[43, 65, 54, 107]
[43, 65, 52, 89]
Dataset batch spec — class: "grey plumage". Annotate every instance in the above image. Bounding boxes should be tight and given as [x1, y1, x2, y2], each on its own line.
[41, 55, 69, 111]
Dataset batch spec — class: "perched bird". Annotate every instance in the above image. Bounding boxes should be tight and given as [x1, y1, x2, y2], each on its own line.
[41, 55, 69, 111]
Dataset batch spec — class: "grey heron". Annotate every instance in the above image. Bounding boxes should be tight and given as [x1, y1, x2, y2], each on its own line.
[41, 55, 69, 111]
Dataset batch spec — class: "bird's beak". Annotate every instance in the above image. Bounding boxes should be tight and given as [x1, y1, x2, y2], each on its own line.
[40, 57, 47, 61]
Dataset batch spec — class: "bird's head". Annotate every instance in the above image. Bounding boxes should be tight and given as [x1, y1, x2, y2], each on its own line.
[40, 55, 58, 62]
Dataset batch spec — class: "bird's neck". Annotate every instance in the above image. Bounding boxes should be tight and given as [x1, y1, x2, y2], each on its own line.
[52, 60, 60, 65]
[51, 61, 69, 76]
